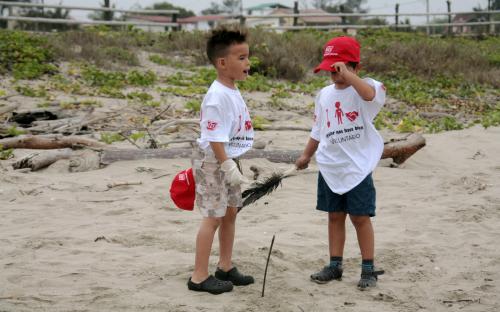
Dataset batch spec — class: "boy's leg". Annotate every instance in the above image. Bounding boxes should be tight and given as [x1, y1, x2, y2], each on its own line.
[191, 217, 222, 283]
[218, 206, 237, 271]
[329, 212, 347, 258]
[350, 215, 383, 289]
[215, 205, 255, 286]
[349, 215, 374, 260]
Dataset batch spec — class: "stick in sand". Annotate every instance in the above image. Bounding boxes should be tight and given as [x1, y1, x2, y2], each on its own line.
[240, 166, 297, 211]
[262, 234, 276, 297]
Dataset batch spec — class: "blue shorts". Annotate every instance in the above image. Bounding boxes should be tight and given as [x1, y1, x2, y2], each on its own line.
[316, 172, 376, 217]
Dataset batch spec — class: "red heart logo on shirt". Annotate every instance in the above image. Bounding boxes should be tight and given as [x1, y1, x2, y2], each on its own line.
[345, 111, 359, 122]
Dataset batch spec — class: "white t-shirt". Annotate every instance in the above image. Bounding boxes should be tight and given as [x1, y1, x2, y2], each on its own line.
[198, 80, 254, 158]
[311, 78, 386, 194]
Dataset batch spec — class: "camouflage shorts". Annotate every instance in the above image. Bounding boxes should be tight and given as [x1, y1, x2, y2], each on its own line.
[191, 149, 242, 218]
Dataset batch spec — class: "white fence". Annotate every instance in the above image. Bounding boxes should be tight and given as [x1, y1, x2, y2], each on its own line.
[0, 1, 498, 34]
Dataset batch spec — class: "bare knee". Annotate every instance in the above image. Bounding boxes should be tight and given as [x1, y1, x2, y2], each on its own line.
[349, 215, 370, 228]
[203, 217, 223, 231]
[223, 207, 238, 222]
[329, 212, 346, 224]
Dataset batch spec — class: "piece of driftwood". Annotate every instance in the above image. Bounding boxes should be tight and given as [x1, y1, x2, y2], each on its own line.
[106, 181, 142, 189]
[27, 117, 84, 133]
[0, 104, 18, 116]
[382, 133, 426, 164]
[101, 133, 425, 165]
[68, 150, 101, 172]
[12, 149, 101, 172]
[259, 125, 311, 131]
[100, 148, 303, 165]
[0, 135, 105, 150]
[12, 148, 74, 171]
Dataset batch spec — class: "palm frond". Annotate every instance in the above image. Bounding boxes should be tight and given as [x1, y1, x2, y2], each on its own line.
[239, 167, 297, 211]
[241, 172, 284, 208]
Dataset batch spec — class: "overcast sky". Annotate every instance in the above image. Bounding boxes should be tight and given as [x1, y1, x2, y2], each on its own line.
[43, 0, 489, 24]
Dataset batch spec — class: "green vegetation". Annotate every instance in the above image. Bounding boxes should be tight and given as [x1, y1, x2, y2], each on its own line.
[129, 131, 146, 142]
[60, 99, 101, 110]
[6, 126, 26, 137]
[100, 132, 126, 144]
[15, 85, 48, 98]
[0, 30, 57, 79]
[0, 144, 14, 160]
[252, 115, 271, 130]
[184, 99, 201, 112]
[480, 105, 500, 129]
[1, 28, 498, 134]
[149, 54, 191, 69]
[127, 91, 153, 102]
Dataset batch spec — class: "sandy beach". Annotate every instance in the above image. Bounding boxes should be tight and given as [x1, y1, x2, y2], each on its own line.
[1, 124, 499, 312]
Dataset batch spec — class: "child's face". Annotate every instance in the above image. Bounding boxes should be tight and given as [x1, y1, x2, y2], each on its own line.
[219, 43, 250, 81]
[330, 63, 357, 85]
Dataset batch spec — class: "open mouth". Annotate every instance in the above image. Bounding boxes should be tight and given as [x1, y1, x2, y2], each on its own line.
[243, 69, 250, 75]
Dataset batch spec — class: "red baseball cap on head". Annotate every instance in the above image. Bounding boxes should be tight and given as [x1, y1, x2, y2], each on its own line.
[170, 168, 195, 211]
[314, 36, 360, 73]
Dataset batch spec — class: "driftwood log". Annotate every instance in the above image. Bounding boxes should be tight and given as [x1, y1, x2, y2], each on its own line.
[382, 133, 426, 164]
[12, 149, 101, 171]
[12, 149, 74, 171]
[7, 133, 425, 171]
[0, 135, 105, 149]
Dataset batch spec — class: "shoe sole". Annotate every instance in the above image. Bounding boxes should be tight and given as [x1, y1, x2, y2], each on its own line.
[310, 276, 342, 284]
[188, 286, 233, 295]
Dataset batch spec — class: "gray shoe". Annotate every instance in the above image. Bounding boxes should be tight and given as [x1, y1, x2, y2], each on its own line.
[310, 265, 343, 284]
[357, 267, 384, 290]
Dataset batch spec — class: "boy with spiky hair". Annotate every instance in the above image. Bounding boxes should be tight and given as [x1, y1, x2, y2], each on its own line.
[296, 36, 386, 290]
[187, 26, 254, 295]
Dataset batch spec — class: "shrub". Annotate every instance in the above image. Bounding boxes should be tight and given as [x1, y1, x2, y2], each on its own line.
[0, 30, 57, 79]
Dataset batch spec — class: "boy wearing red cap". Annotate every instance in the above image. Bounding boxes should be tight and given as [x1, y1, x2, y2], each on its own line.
[296, 36, 386, 290]
[187, 26, 255, 294]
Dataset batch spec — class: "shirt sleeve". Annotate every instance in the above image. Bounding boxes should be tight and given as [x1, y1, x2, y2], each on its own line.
[199, 94, 230, 143]
[310, 91, 322, 141]
[361, 78, 386, 121]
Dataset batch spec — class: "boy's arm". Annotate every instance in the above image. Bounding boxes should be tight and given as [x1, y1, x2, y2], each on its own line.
[209, 141, 248, 185]
[296, 138, 319, 170]
[333, 62, 375, 101]
[209, 141, 228, 163]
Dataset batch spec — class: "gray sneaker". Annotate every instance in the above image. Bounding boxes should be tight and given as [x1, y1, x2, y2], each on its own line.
[357, 267, 385, 290]
[310, 265, 343, 284]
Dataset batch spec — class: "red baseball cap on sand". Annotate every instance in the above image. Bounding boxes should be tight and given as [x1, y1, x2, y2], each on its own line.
[170, 168, 195, 211]
[314, 36, 360, 73]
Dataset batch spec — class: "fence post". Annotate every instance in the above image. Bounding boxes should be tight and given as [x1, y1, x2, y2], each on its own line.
[172, 13, 178, 31]
[104, 0, 112, 21]
[395, 3, 399, 31]
[426, 0, 430, 35]
[7, 6, 14, 30]
[293, 1, 298, 27]
[239, 14, 246, 27]
[340, 5, 347, 33]
[446, 0, 451, 36]
[488, 0, 495, 34]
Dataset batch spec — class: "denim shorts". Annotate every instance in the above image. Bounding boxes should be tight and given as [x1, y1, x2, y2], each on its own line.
[316, 172, 376, 217]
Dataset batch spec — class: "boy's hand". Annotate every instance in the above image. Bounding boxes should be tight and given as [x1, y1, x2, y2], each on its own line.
[221, 159, 249, 186]
[295, 155, 311, 170]
[332, 61, 348, 75]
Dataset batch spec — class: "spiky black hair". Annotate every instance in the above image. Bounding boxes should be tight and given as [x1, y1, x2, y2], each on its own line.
[206, 25, 248, 65]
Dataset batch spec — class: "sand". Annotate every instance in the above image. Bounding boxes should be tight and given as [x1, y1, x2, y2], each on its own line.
[1, 124, 499, 312]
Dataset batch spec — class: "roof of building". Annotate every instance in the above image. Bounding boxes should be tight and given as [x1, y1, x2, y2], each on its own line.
[246, 3, 291, 11]
[179, 15, 227, 23]
[127, 15, 172, 23]
[299, 9, 342, 24]
[268, 8, 341, 24]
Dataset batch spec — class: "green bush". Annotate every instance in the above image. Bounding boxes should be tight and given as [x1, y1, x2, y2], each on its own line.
[0, 30, 57, 79]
